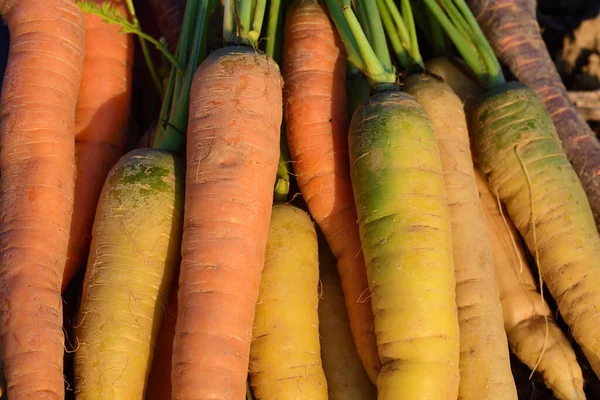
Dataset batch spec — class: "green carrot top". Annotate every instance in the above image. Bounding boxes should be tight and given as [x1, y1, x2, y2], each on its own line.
[376, 0, 424, 74]
[78, 0, 218, 153]
[324, 0, 397, 89]
[224, 0, 270, 48]
[420, 0, 505, 89]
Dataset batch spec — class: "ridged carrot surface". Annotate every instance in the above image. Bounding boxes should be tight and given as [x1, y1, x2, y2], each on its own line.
[172, 46, 283, 399]
[283, 0, 379, 381]
[64, 0, 134, 292]
[0, 0, 85, 398]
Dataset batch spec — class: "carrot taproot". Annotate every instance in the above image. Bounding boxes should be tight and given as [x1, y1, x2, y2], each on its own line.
[403, 72, 517, 400]
[426, 0, 600, 381]
[465, 0, 600, 230]
[249, 204, 327, 399]
[0, 1, 85, 397]
[317, 233, 377, 400]
[471, 82, 600, 378]
[73, 149, 184, 398]
[283, 0, 378, 382]
[63, 0, 134, 292]
[475, 169, 585, 400]
[74, 1, 213, 397]
[171, 3, 283, 396]
[324, 2, 461, 397]
[377, 2, 516, 395]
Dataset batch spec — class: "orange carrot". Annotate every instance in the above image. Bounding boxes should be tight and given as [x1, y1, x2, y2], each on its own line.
[63, 0, 134, 292]
[0, 1, 85, 398]
[172, 41, 282, 400]
[283, 0, 379, 382]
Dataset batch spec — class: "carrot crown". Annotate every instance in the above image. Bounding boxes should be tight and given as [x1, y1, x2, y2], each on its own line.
[420, 0, 505, 89]
[324, 0, 396, 88]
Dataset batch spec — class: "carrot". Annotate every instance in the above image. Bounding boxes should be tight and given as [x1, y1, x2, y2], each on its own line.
[317, 233, 377, 400]
[74, 1, 213, 397]
[404, 72, 517, 400]
[325, 2, 461, 397]
[171, 2, 283, 397]
[424, 56, 482, 109]
[475, 169, 585, 400]
[63, 0, 134, 292]
[74, 149, 184, 398]
[0, 1, 85, 397]
[283, 0, 378, 382]
[249, 204, 327, 399]
[426, 0, 600, 382]
[378, 2, 516, 397]
[465, 0, 600, 230]
[145, 278, 179, 400]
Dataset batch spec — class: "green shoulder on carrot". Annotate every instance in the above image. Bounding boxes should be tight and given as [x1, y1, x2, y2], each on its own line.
[425, 0, 600, 389]
[73, 0, 215, 397]
[325, 1, 461, 398]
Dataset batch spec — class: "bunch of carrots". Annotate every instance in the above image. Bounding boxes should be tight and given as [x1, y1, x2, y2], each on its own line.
[1, 0, 600, 399]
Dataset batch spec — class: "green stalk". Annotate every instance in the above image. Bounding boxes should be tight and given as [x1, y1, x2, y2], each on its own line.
[249, 0, 267, 44]
[153, 0, 216, 152]
[428, 8, 445, 56]
[384, 0, 411, 49]
[265, 0, 282, 63]
[400, 0, 423, 68]
[343, 2, 395, 85]
[324, 0, 365, 73]
[410, 0, 444, 57]
[377, 0, 410, 68]
[439, 0, 475, 43]
[125, 0, 164, 97]
[237, 0, 254, 44]
[358, 0, 393, 74]
[422, 0, 505, 88]
[454, 0, 503, 86]
[421, 0, 487, 83]
[224, 0, 237, 43]
[266, 0, 289, 202]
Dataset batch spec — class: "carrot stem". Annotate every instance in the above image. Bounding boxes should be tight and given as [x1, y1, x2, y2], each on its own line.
[383, 0, 411, 50]
[153, 0, 215, 152]
[125, 0, 164, 97]
[249, 0, 267, 44]
[323, 0, 365, 72]
[422, 0, 504, 88]
[237, 0, 254, 45]
[343, 2, 395, 85]
[265, 0, 282, 62]
[400, 0, 423, 69]
[265, 0, 290, 202]
[224, 0, 237, 43]
[377, 0, 410, 68]
[358, 0, 393, 74]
